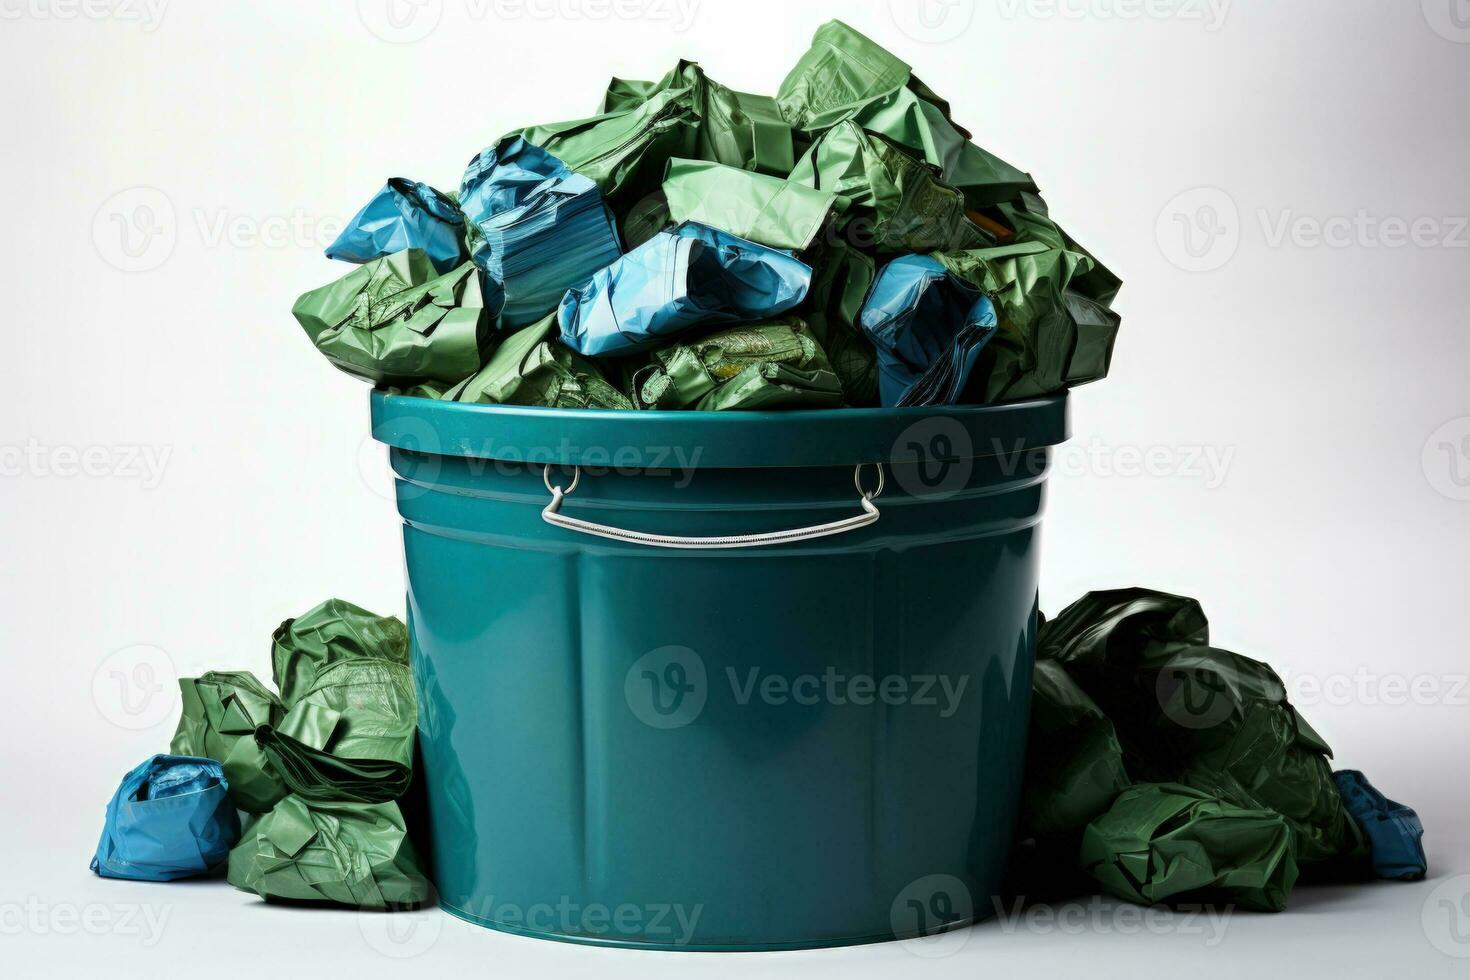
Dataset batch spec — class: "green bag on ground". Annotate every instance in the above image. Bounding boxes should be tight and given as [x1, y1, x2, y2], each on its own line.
[663, 158, 837, 251]
[792, 122, 989, 254]
[631, 318, 842, 411]
[1038, 589, 1364, 868]
[170, 671, 286, 813]
[271, 598, 409, 706]
[776, 19, 1036, 207]
[227, 795, 428, 909]
[291, 251, 488, 387]
[444, 313, 632, 409]
[1019, 659, 1130, 841]
[1080, 783, 1299, 912]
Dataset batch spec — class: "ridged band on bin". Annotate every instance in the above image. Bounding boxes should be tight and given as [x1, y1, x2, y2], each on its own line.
[540, 464, 885, 550]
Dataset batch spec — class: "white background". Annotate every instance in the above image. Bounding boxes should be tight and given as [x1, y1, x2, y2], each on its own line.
[2, 0, 1468, 976]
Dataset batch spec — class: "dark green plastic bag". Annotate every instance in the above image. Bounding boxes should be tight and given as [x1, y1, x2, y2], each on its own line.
[802, 240, 878, 406]
[443, 313, 632, 409]
[291, 251, 488, 387]
[227, 795, 428, 909]
[1080, 783, 1299, 912]
[776, 20, 1036, 207]
[630, 318, 842, 411]
[1038, 589, 1364, 867]
[1019, 659, 1129, 841]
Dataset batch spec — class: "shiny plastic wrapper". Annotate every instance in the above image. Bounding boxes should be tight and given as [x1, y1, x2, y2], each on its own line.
[663, 158, 838, 251]
[559, 221, 811, 357]
[91, 755, 241, 881]
[292, 251, 488, 386]
[631, 318, 841, 411]
[325, 178, 466, 274]
[227, 794, 428, 909]
[859, 254, 998, 407]
[445, 313, 632, 409]
[1080, 783, 1299, 913]
[1334, 770, 1427, 881]
[459, 136, 623, 329]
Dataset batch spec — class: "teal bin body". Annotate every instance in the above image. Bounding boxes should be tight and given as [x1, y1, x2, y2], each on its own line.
[371, 391, 1068, 951]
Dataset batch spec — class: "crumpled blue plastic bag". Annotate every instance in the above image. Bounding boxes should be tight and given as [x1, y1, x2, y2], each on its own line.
[559, 221, 812, 357]
[460, 136, 623, 330]
[858, 253, 998, 407]
[90, 755, 241, 881]
[325, 178, 466, 274]
[1333, 770, 1427, 881]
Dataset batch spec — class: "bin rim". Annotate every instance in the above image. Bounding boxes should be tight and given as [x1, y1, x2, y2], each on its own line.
[369, 388, 1068, 469]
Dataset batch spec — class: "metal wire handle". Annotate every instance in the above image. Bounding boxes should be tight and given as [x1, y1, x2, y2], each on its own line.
[541, 464, 884, 550]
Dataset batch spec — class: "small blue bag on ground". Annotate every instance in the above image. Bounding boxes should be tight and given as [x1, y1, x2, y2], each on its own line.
[559, 220, 811, 357]
[1334, 770, 1427, 880]
[91, 754, 241, 881]
[460, 136, 623, 330]
[859, 253, 998, 407]
[325, 178, 466, 274]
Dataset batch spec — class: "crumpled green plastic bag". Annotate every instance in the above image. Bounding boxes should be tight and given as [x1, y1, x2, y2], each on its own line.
[227, 795, 428, 909]
[291, 250, 488, 387]
[271, 598, 409, 707]
[1039, 588, 1364, 867]
[791, 122, 988, 254]
[776, 20, 1035, 207]
[514, 61, 792, 208]
[663, 158, 837, 251]
[599, 61, 794, 177]
[1019, 659, 1130, 842]
[630, 318, 842, 411]
[934, 231, 1120, 403]
[1080, 783, 1299, 912]
[444, 313, 632, 409]
[170, 671, 287, 813]
[802, 239, 878, 406]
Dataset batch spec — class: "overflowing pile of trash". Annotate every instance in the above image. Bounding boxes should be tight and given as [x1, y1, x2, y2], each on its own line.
[292, 20, 1122, 411]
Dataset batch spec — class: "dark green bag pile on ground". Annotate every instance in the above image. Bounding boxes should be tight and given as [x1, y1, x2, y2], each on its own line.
[170, 599, 429, 909]
[1016, 588, 1416, 912]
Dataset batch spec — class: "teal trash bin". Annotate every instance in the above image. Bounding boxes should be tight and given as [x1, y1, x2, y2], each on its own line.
[371, 390, 1067, 951]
